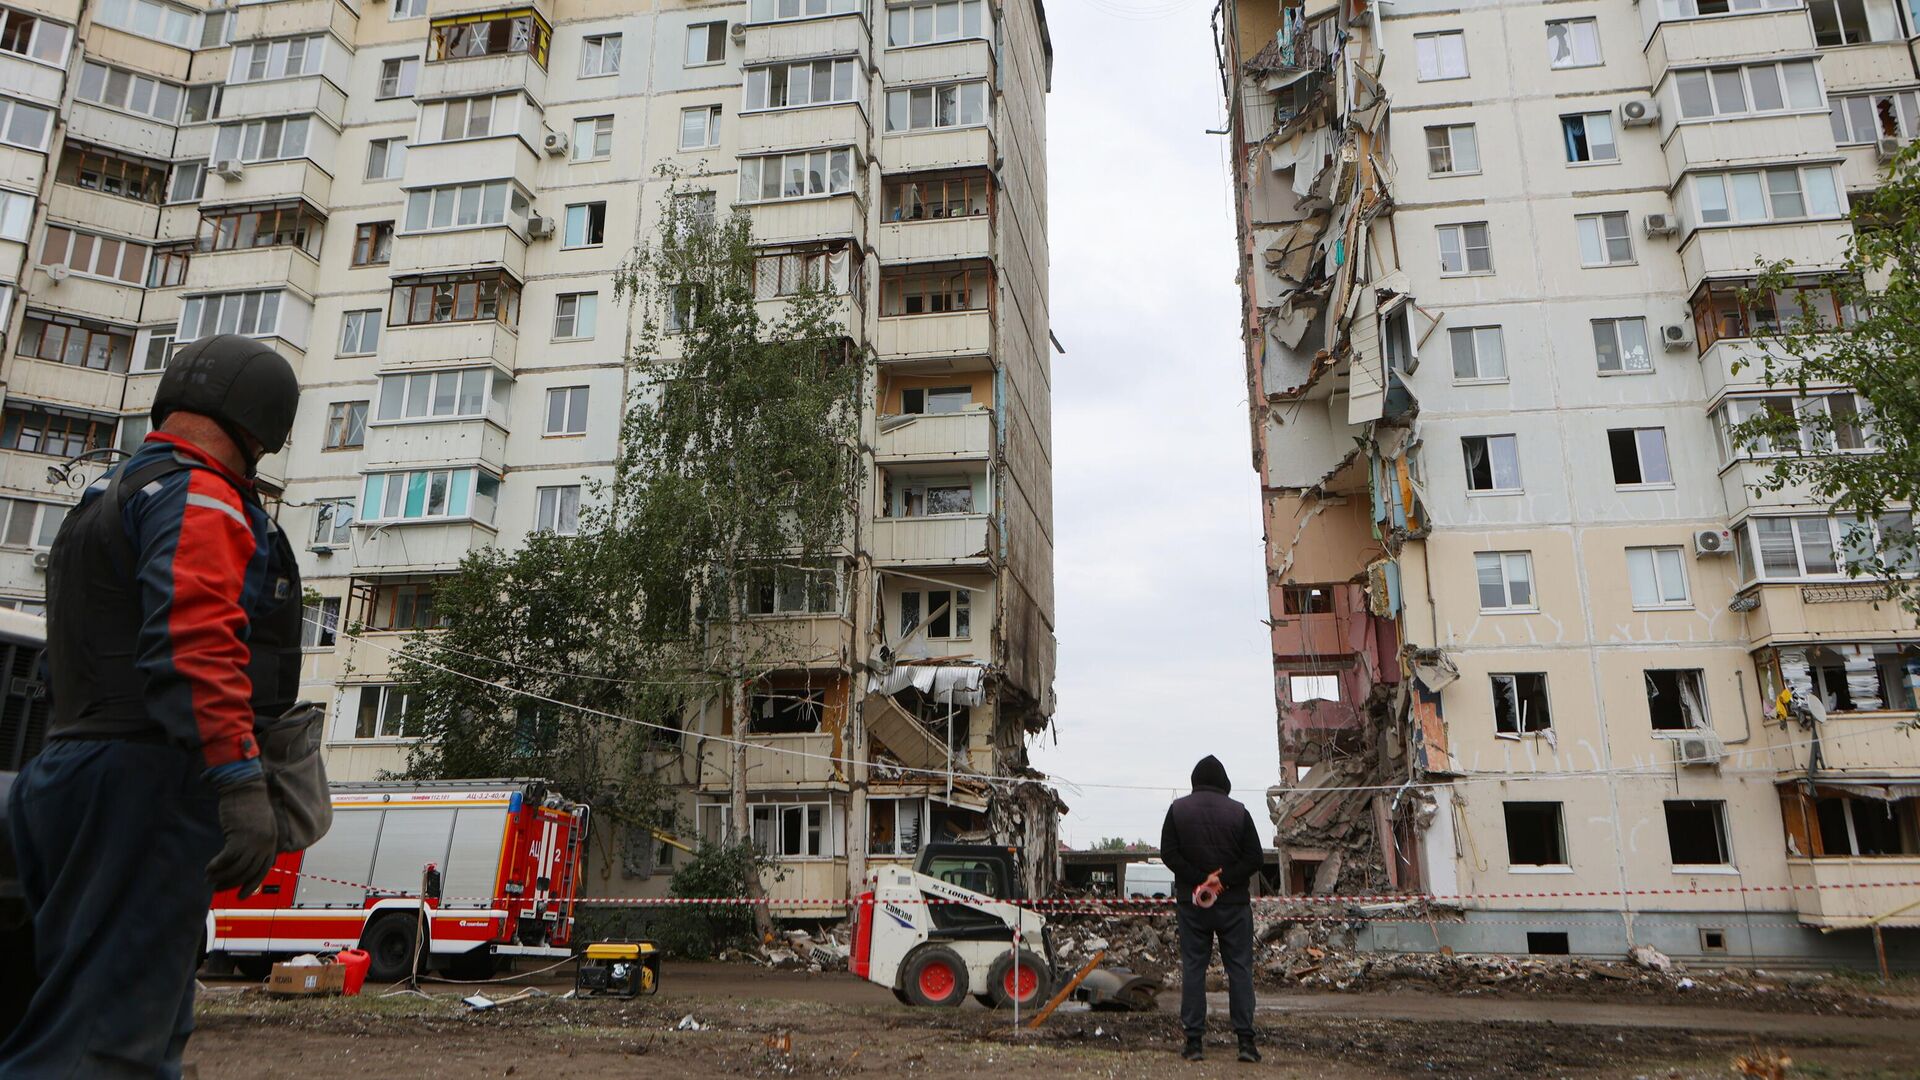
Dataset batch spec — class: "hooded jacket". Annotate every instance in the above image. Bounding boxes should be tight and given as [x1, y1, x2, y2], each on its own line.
[1158, 756, 1266, 907]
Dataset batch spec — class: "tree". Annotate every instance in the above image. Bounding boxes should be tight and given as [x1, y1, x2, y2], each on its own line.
[1731, 145, 1920, 613]
[393, 181, 865, 920]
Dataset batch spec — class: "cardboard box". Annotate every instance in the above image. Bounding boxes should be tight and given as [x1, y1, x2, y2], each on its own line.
[267, 962, 345, 996]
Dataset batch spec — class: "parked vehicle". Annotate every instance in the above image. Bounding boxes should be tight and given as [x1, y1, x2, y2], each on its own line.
[205, 779, 589, 982]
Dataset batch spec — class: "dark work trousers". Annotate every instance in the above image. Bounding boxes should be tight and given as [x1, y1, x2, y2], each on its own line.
[2, 739, 222, 1079]
[1177, 901, 1256, 1040]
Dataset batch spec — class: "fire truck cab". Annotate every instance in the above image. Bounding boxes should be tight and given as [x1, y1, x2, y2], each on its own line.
[206, 779, 589, 982]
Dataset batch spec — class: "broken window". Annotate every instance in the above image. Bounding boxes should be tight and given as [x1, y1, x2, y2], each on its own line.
[1814, 796, 1919, 856]
[1449, 326, 1506, 382]
[899, 588, 971, 639]
[1462, 434, 1522, 493]
[1288, 674, 1340, 703]
[1800, 644, 1917, 713]
[1381, 303, 1415, 375]
[746, 687, 825, 734]
[1436, 222, 1492, 274]
[1576, 212, 1634, 267]
[1646, 669, 1709, 730]
[743, 562, 840, 616]
[1608, 428, 1671, 486]
[1545, 17, 1601, 68]
[749, 802, 827, 858]
[1503, 802, 1567, 866]
[1491, 673, 1551, 736]
[1475, 551, 1535, 612]
[1665, 800, 1732, 865]
[1627, 548, 1691, 609]
[1425, 124, 1479, 175]
[1413, 30, 1467, 81]
[1830, 91, 1920, 144]
[1281, 585, 1335, 614]
[897, 479, 976, 517]
[1807, 0, 1900, 45]
[1591, 317, 1652, 374]
[901, 386, 971, 414]
[1560, 112, 1617, 163]
[884, 174, 990, 222]
[869, 797, 924, 857]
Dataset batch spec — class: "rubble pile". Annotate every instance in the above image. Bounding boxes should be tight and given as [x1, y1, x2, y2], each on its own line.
[746, 929, 849, 973]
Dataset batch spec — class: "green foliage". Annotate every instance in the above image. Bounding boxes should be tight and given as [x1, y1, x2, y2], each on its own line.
[1090, 837, 1144, 852]
[1731, 144, 1920, 612]
[656, 839, 781, 958]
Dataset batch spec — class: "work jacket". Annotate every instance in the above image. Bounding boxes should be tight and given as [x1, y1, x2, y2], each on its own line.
[1159, 755, 1267, 907]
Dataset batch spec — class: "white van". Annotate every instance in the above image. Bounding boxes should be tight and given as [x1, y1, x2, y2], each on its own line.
[1124, 860, 1175, 898]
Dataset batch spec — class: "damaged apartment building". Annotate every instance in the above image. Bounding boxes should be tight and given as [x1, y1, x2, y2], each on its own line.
[0, 0, 1059, 909]
[1215, 0, 1919, 961]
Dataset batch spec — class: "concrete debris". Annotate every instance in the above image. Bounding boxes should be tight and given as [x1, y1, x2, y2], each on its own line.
[675, 1014, 708, 1031]
[1627, 945, 1673, 972]
[751, 928, 851, 973]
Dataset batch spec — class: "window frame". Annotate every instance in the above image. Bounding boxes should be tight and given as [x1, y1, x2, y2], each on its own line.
[553, 291, 599, 340]
[323, 399, 368, 450]
[571, 114, 613, 161]
[884, 80, 989, 133]
[1436, 222, 1493, 276]
[678, 104, 722, 151]
[1490, 672, 1553, 736]
[1608, 427, 1673, 488]
[581, 32, 624, 77]
[1448, 325, 1507, 383]
[1475, 550, 1538, 613]
[1545, 16, 1602, 70]
[534, 484, 582, 535]
[365, 137, 407, 182]
[1424, 123, 1480, 177]
[338, 308, 381, 356]
[376, 56, 420, 99]
[1461, 433, 1523, 494]
[1576, 211, 1635, 267]
[683, 22, 725, 67]
[352, 220, 395, 267]
[1414, 30, 1469, 81]
[1560, 111, 1619, 165]
[544, 385, 589, 436]
[1591, 316, 1653, 375]
[387, 272, 522, 328]
[1625, 545, 1692, 609]
[354, 685, 415, 741]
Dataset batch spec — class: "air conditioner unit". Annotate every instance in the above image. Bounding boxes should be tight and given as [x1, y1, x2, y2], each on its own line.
[542, 130, 569, 156]
[1675, 732, 1724, 767]
[1619, 98, 1659, 127]
[1694, 527, 1734, 556]
[43, 264, 69, 285]
[1875, 136, 1901, 162]
[30, 551, 49, 572]
[1643, 212, 1678, 238]
[214, 159, 244, 181]
[729, 20, 746, 40]
[1660, 323, 1690, 350]
[526, 214, 555, 239]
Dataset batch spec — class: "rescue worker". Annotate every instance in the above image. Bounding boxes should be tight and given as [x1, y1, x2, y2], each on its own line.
[2, 335, 303, 1078]
[1160, 754, 1267, 1064]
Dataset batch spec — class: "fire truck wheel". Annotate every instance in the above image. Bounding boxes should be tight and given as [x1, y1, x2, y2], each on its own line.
[900, 945, 969, 1008]
[985, 950, 1051, 1010]
[361, 915, 423, 983]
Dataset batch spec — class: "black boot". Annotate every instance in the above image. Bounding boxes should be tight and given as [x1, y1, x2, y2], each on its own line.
[1182, 1036, 1204, 1061]
[1237, 1035, 1261, 1063]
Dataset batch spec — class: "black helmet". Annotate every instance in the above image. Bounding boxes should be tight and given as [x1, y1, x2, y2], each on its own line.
[150, 335, 300, 457]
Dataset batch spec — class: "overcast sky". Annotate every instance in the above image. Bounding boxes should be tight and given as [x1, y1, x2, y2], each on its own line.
[1028, 0, 1279, 846]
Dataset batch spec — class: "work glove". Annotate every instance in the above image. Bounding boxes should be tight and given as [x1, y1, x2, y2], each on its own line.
[207, 774, 279, 899]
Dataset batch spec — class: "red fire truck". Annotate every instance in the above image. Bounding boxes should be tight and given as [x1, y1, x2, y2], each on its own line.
[205, 779, 590, 981]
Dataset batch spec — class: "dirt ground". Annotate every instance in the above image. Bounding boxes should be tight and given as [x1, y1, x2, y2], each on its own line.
[184, 964, 1920, 1080]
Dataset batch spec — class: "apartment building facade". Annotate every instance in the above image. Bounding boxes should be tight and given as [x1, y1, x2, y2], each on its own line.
[0, 0, 1057, 909]
[1216, 0, 1918, 962]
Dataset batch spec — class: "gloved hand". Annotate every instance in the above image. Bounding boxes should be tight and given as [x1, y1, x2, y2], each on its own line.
[207, 775, 278, 898]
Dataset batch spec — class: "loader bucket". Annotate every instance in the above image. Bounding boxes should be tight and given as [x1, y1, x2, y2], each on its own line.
[1071, 967, 1160, 1012]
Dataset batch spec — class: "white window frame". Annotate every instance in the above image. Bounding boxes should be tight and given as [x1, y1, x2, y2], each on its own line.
[0, 498, 68, 550]
[374, 368, 490, 423]
[1627, 546, 1692, 609]
[1545, 17, 1601, 69]
[1414, 31, 1468, 81]
[1491, 672, 1553, 736]
[744, 58, 860, 111]
[1830, 90, 1920, 145]
[868, 797, 925, 859]
[1462, 434, 1522, 494]
[301, 596, 341, 649]
[679, 104, 721, 150]
[749, 0, 860, 23]
[1739, 514, 1911, 582]
[545, 385, 589, 436]
[884, 81, 989, 133]
[745, 562, 842, 616]
[230, 35, 325, 84]
[403, 180, 527, 233]
[581, 32, 623, 77]
[0, 7, 72, 68]
[177, 290, 282, 342]
[1675, 60, 1824, 122]
[738, 148, 856, 202]
[562, 202, 606, 249]
[0, 96, 54, 152]
[1688, 166, 1843, 227]
[1475, 551, 1537, 613]
[0, 189, 33, 242]
[313, 498, 354, 546]
[1592, 316, 1653, 375]
[1436, 222, 1492, 275]
[1577, 212, 1635, 267]
[93, 0, 201, 48]
[1449, 326, 1507, 383]
[74, 61, 184, 122]
[683, 22, 724, 66]
[1609, 427, 1673, 488]
[339, 309, 381, 356]
[391, 0, 428, 18]
[899, 587, 972, 639]
[534, 484, 581, 535]
[360, 467, 496, 524]
[1425, 123, 1480, 176]
[354, 685, 414, 741]
[213, 117, 310, 165]
[365, 137, 407, 182]
[377, 56, 419, 99]
[553, 292, 598, 340]
[1560, 111, 1618, 165]
[887, 0, 987, 46]
[571, 114, 613, 161]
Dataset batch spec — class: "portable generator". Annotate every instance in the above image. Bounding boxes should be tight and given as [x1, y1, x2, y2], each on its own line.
[575, 941, 660, 998]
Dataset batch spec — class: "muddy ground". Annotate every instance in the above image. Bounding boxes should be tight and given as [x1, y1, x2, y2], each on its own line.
[185, 964, 1920, 1079]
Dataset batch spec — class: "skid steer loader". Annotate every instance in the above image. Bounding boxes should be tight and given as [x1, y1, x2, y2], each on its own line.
[851, 843, 1158, 1011]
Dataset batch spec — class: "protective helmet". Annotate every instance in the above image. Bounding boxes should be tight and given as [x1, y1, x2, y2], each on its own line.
[150, 335, 300, 456]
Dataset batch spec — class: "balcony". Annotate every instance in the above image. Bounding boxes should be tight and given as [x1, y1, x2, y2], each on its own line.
[44, 184, 160, 240]
[880, 39, 993, 86]
[1680, 221, 1851, 287]
[1794, 713, 1920, 773]
[874, 309, 991, 361]
[874, 409, 991, 463]
[879, 126, 993, 174]
[82, 25, 191, 81]
[762, 857, 849, 916]
[362, 417, 508, 472]
[1816, 40, 1915, 94]
[878, 213, 991, 263]
[741, 612, 854, 668]
[231, 0, 358, 42]
[416, 55, 549, 105]
[0, 52, 66, 106]
[436, 0, 553, 20]
[29, 270, 143, 325]
[869, 513, 996, 567]
[389, 227, 528, 279]
[1717, 458, 1832, 516]
[401, 135, 541, 192]
[737, 102, 870, 157]
[748, 194, 864, 247]
[1644, 10, 1814, 84]
[317, 741, 412, 783]
[0, 147, 46, 194]
[350, 519, 498, 574]
[1786, 856, 1920, 926]
[381, 322, 518, 371]
[218, 77, 347, 129]
[698, 733, 842, 791]
[1662, 113, 1838, 174]
[64, 103, 177, 160]
[187, 246, 320, 299]
[1737, 581, 1920, 647]
[2, 358, 127, 413]
[743, 13, 867, 65]
[1698, 338, 1782, 397]
[201, 159, 334, 212]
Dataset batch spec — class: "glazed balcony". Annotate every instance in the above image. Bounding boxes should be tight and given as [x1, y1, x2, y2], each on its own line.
[380, 322, 518, 371]
[880, 39, 992, 86]
[201, 159, 334, 212]
[1680, 221, 1851, 288]
[743, 13, 867, 65]
[1644, 9, 1813, 86]
[389, 227, 528, 279]
[736, 102, 869, 157]
[187, 246, 320, 299]
[350, 519, 498, 574]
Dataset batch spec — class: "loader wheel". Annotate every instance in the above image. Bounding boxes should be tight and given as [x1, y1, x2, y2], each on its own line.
[900, 945, 969, 1007]
[986, 950, 1051, 1010]
[362, 916, 422, 984]
[892, 987, 913, 1006]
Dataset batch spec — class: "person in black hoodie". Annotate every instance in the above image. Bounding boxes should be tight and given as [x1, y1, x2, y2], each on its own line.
[1159, 754, 1266, 1063]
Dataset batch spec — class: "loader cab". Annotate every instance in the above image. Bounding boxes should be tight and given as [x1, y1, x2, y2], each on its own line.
[914, 843, 1025, 901]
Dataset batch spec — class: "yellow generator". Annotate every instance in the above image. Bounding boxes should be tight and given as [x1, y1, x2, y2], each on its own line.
[575, 941, 660, 998]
